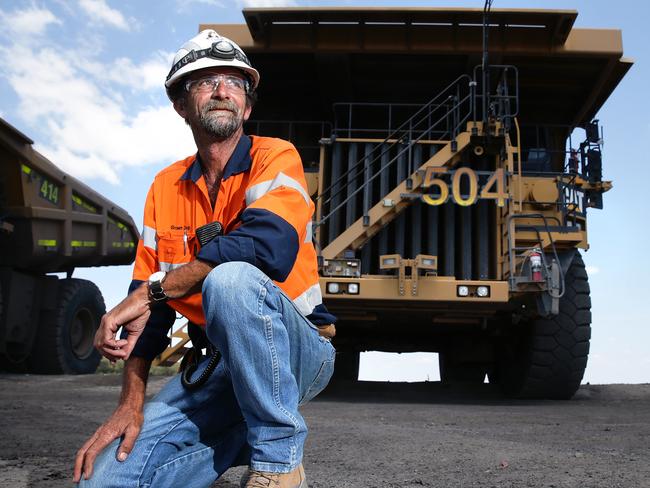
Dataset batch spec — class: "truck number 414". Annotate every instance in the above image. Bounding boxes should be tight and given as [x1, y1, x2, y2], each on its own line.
[421, 167, 507, 207]
[40, 178, 59, 205]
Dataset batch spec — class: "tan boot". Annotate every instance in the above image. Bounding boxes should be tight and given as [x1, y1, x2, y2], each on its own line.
[242, 464, 307, 488]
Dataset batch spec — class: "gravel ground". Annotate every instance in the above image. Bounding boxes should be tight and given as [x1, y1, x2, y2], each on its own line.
[0, 374, 648, 488]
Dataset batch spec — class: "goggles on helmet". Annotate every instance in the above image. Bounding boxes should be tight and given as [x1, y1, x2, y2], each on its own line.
[185, 74, 250, 95]
[166, 40, 253, 84]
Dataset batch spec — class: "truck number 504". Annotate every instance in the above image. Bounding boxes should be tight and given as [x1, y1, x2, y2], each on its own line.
[421, 167, 507, 207]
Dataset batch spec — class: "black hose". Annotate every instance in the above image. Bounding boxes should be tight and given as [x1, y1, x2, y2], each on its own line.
[180, 322, 221, 391]
[181, 345, 221, 391]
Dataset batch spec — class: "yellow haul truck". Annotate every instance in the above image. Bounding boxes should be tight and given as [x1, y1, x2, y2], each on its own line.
[0, 118, 139, 374]
[158, 7, 630, 398]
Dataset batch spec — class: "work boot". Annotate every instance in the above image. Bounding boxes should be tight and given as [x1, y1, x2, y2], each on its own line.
[242, 464, 307, 488]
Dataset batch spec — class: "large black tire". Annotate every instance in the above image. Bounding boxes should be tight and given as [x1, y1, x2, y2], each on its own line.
[0, 278, 32, 372]
[493, 252, 591, 399]
[439, 353, 487, 384]
[331, 351, 360, 381]
[28, 279, 105, 374]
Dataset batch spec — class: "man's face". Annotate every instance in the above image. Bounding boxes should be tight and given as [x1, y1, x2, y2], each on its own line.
[175, 67, 252, 139]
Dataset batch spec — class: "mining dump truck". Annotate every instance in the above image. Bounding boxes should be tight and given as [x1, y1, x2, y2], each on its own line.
[153, 7, 631, 399]
[0, 118, 139, 374]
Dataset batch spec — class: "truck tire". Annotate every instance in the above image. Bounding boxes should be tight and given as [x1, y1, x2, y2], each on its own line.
[28, 279, 105, 374]
[494, 252, 591, 399]
[439, 353, 487, 384]
[332, 351, 360, 381]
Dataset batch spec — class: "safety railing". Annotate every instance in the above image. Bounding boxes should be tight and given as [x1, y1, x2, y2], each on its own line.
[472, 64, 519, 130]
[514, 120, 604, 222]
[332, 102, 455, 141]
[317, 74, 474, 230]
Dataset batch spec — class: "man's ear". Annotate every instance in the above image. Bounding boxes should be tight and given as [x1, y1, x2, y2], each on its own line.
[173, 97, 187, 118]
[243, 103, 252, 123]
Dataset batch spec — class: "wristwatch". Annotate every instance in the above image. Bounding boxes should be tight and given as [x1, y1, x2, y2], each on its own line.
[148, 271, 168, 302]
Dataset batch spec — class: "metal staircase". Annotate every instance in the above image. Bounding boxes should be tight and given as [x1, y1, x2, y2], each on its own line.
[317, 75, 476, 260]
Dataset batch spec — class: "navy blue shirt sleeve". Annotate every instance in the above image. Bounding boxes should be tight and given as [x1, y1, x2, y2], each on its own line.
[306, 303, 337, 325]
[120, 280, 176, 361]
[197, 208, 299, 282]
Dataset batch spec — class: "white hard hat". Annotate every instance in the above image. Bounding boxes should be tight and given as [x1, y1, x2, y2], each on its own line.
[165, 29, 259, 95]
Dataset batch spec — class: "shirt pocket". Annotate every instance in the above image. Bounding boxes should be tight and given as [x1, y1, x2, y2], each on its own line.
[157, 231, 195, 271]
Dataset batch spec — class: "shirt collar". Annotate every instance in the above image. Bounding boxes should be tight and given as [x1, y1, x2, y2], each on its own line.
[178, 134, 252, 183]
[222, 134, 252, 180]
[179, 154, 203, 182]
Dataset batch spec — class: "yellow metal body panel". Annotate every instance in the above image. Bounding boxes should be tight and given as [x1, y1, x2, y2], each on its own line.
[320, 276, 509, 303]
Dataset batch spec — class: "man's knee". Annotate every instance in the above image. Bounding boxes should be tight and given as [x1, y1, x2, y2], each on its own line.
[202, 261, 268, 312]
[203, 261, 265, 295]
[202, 262, 274, 343]
[76, 445, 132, 487]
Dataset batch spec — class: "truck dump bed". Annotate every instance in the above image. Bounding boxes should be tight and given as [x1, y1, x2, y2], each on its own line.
[0, 118, 139, 273]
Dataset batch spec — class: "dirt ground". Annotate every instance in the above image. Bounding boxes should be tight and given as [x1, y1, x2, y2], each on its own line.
[0, 374, 648, 488]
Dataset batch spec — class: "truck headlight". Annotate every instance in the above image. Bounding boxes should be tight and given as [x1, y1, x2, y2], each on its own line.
[457, 285, 469, 297]
[326, 282, 340, 294]
[347, 283, 359, 294]
[477, 286, 490, 297]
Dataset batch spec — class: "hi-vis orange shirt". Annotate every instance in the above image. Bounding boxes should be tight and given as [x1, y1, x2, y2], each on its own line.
[128, 135, 335, 360]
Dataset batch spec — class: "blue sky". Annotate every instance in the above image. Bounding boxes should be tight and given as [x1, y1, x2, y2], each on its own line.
[1, 0, 648, 384]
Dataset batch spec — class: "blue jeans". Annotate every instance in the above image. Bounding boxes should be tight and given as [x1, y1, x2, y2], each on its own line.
[79, 262, 335, 488]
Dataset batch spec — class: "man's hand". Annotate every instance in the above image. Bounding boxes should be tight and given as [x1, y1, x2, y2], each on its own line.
[73, 403, 144, 482]
[73, 356, 150, 483]
[94, 284, 151, 362]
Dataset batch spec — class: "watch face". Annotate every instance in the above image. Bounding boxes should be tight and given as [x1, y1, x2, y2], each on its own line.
[149, 271, 166, 283]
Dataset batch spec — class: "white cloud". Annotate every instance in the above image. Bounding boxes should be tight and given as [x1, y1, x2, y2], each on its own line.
[39, 144, 121, 184]
[0, 6, 61, 37]
[77, 0, 131, 31]
[82, 51, 173, 91]
[0, 7, 195, 185]
[176, 0, 297, 8]
[241, 0, 297, 6]
[176, 0, 225, 8]
[586, 265, 600, 275]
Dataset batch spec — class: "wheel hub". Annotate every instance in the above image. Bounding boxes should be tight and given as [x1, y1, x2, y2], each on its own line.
[69, 308, 95, 360]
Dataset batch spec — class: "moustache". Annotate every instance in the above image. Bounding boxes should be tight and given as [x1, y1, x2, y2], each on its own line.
[202, 100, 238, 113]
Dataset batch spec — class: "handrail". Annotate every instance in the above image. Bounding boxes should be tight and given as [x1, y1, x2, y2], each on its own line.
[317, 74, 473, 224]
[333, 101, 452, 140]
[319, 91, 473, 224]
[472, 64, 519, 126]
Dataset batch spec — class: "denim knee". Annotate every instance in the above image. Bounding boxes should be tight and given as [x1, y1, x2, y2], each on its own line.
[76, 444, 130, 488]
[202, 262, 265, 300]
[202, 261, 271, 340]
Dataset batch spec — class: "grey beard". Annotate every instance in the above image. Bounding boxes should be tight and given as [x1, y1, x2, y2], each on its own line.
[198, 100, 242, 139]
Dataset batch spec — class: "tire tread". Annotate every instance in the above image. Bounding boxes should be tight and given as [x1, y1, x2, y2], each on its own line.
[499, 252, 592, 399]
[28, 279, 104, 374]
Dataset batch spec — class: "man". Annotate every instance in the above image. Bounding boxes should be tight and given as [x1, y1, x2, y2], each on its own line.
[73, 29, 336, 488]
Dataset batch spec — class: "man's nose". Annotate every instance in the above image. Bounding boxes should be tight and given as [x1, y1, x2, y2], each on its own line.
[211, 80, 229, 98]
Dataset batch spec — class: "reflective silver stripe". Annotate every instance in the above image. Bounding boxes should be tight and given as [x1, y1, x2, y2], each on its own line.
[305, 221, 312, 243]
[142, 225, 157, 251]
[245, 171, 310, 206]
[159, 261, 185, 272]
[292, 283, 322, 317]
